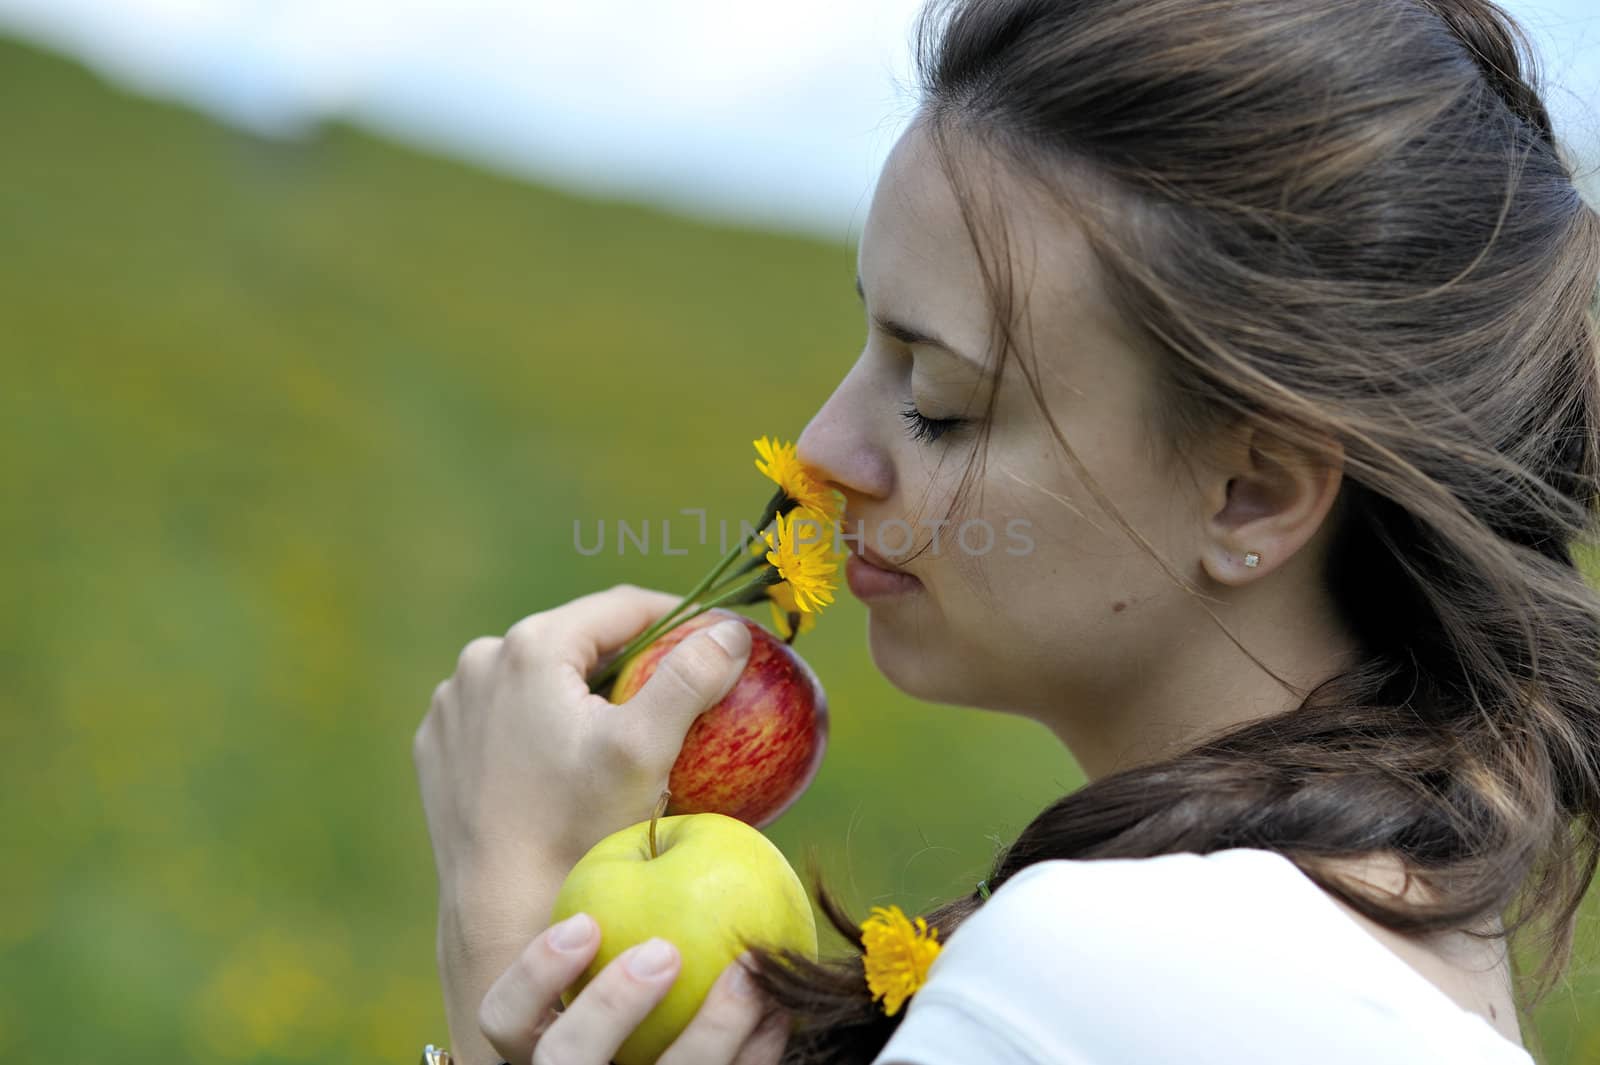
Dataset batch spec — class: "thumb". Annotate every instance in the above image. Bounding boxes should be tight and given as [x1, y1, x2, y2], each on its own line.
[634, 617, 752, 723]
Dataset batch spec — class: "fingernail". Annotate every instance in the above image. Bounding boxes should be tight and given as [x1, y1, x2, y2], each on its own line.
[548, 913, 594, 952]
[706, 619, 751, 657]
[727, 953, 757, 999]
[626, 938, 678, 979]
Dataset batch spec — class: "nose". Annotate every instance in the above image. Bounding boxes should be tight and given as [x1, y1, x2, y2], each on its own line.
[796, 362, 893, 506]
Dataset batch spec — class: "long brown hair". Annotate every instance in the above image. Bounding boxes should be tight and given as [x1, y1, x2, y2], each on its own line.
[737, 1, 1600, 1061]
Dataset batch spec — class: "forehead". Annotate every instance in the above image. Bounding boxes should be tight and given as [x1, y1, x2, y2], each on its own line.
[857, 121, 1132, 373]
[856, 124, 988, 360]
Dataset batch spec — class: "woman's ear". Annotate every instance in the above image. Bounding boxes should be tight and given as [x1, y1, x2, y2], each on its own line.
[1196, 424, 1344, 587]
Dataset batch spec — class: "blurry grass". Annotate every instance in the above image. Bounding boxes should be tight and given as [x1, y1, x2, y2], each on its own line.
[1, 34, 1596, 1065]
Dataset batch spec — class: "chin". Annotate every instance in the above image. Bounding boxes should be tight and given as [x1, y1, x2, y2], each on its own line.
[868, 613, 1045, 715]
[866, 614, 962, 704]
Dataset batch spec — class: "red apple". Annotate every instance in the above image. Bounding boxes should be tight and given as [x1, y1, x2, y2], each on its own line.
[607, 607, 828, 828]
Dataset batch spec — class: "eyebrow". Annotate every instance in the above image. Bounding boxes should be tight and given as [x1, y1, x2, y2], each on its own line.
[856, 272, 988, 375]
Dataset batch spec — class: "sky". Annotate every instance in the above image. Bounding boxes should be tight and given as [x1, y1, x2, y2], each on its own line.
[0, 0, 1595, 241]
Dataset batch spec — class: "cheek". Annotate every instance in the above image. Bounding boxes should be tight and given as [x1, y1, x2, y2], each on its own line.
[950, 463, 1182, 629]
[899, 413, 1194, 686]
[873, 465, 977, 562]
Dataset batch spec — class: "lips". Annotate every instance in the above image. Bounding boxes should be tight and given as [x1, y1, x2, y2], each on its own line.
[852, 541, 910, 576]
[844, 542, 922, 602]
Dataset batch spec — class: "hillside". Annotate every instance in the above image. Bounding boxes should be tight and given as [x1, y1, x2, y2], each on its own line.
[1, 33, 1595, 1065]
[0, 35, 1086, 1064]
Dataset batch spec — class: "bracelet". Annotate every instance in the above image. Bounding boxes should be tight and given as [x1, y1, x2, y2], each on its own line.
[420, 1045, 509, 1065]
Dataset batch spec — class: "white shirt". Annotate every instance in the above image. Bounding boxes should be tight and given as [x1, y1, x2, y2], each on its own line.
[871, 848, 1535, 1065]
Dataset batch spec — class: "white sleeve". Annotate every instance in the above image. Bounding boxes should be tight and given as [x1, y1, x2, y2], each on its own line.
[867, 988, 1088, 1065]
[870, 848, 1536, 1065]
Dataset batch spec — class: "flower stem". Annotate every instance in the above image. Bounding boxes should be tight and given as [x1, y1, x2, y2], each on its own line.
[587, 526, 773, 695]
[702, 558, 773, 603]
[642, 577, 771, 638]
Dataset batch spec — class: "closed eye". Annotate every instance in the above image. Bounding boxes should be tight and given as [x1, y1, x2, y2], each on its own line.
[898, 403, 966, 445]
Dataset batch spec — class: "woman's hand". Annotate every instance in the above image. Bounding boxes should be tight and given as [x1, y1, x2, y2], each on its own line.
[477, 913, 790, 1065]
[413, 583, 754, 901]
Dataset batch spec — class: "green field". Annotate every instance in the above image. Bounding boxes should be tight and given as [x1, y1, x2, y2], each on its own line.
[2, 35, 1596, 1063]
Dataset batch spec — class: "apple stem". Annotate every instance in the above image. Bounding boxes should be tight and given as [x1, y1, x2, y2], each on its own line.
[649, 789, 671, 859]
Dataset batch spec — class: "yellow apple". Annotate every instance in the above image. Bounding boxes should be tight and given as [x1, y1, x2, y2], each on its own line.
[548, 808, 817, 1065]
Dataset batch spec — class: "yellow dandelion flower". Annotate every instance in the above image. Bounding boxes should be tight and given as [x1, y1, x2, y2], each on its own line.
[754, 435, 804, 491]
[767, 582, 817, 640]
[802, 479, 846, 526]
[749, 507, 843, 567]
[754, 436, 845, 524]
[860, 905, 942, 1017]
[761, 509, 838, 613]
[787, 508, 840, 557]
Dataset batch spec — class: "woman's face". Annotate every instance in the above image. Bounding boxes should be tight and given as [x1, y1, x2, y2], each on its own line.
[797, 120, 1215, 725]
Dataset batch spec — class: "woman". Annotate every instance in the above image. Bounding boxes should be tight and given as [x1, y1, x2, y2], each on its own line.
[411, 0, 1600, 1061]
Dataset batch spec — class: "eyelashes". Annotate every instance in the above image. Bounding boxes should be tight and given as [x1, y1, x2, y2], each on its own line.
[898, 402, 967, 445]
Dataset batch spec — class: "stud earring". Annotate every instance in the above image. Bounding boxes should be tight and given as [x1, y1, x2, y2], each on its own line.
[1243, 551, 1261, 568]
